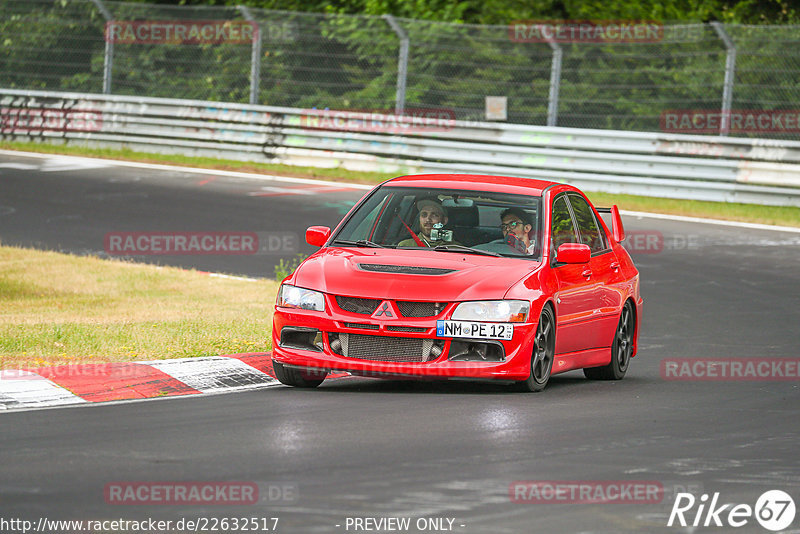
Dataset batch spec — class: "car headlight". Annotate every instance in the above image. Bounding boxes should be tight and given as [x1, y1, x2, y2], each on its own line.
[451, 300, 529, 322]
[277, 284, 326, 312]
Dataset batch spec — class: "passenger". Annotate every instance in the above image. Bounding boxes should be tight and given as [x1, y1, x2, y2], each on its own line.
[475, 207, 536, 254]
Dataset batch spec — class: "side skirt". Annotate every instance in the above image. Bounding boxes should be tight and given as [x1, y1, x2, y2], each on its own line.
[552, 347, 611, 375]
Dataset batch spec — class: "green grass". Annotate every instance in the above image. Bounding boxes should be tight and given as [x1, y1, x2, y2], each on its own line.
[2, 139, 799, 227]
[0, 244, 280, 369]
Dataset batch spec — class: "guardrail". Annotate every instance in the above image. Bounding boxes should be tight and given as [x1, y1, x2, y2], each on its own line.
[2, 88, 799, 206]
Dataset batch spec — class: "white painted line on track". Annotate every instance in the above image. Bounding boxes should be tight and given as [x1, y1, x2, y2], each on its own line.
[620, 210, 800, 233]
[0, 149, 373, 189]
[2, 149, 797, 231]
[0, 162, 38, 170]
[140, 356, 278, 393]
[39, 157, 111, 173]
[0, 370, 87, 410]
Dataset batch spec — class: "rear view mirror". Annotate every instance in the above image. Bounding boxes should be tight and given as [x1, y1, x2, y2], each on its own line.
[305, 226, 331, 247]
[557, 243, 591, 264]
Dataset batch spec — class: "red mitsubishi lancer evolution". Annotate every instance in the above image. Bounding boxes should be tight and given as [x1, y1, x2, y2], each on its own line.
[271, 174, 641, 392]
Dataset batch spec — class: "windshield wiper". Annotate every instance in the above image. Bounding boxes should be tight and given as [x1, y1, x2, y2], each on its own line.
[431, 244, 501, 257]
[332, 239, 393, 249]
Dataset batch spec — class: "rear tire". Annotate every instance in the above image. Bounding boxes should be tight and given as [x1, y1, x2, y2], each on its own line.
[273, 361, 327, 388]
[584, 300, 634, 381]
[515, 305, 555, 392]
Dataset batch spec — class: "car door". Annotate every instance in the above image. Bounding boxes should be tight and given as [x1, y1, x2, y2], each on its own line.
[565, 193, 622, 350]
[550, 194, 597, 355]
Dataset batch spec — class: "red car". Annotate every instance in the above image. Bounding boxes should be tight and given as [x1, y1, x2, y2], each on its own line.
[272, 174, 641, 392]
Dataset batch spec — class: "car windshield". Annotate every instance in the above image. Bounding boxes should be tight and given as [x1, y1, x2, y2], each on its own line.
[332, 185, 543, 260]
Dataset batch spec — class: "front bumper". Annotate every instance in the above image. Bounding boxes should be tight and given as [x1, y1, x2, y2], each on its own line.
[272, 308, 537, 382]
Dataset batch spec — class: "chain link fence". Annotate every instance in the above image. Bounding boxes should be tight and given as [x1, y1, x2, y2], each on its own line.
[2, 0, 799, 138]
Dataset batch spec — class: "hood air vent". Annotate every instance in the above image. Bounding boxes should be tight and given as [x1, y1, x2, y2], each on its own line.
[358, 263, 456, 275]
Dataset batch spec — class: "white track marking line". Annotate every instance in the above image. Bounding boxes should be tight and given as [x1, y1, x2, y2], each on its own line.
[0, 162, 38, 170]
[140, 356, 278, 393]
[0, 370, 87, 410]
[620, 210, 800, 233]
[0, 149, 373, 189]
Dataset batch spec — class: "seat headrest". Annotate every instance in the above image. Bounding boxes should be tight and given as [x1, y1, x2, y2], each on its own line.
[447, 205, 479, 227]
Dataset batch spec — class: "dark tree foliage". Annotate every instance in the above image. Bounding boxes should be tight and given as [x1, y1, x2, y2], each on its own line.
[2, 0, 798, 136]
[128, 0, 799, 24]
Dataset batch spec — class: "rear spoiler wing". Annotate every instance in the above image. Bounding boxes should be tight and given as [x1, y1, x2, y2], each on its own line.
[596, 205, 625, 243]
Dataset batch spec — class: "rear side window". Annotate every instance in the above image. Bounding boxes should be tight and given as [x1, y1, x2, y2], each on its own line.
[551, 195, 578, 250]
[567, 194, 607, 253]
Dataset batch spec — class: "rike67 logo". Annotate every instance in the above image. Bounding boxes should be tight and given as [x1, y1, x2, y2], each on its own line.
[668, 490, 796, 531]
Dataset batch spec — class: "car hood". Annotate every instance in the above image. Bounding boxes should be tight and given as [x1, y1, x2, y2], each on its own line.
[292, 247, 541, 301]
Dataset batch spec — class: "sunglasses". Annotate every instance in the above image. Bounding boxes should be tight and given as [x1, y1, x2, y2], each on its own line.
[500, 220, 525, 231]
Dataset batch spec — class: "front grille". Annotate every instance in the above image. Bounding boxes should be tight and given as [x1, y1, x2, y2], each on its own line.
[334, 295, 447, 318]
[344, 322, 380, 330]
[335, 296, 381, 315]
[386, 325, 427, 333]
[358, 264, 456, 275]
[334, 333, 435, 363]
[397, 301, 445, 317]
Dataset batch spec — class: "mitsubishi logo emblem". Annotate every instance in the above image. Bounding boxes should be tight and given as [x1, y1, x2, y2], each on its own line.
[373, 301, 393, 318]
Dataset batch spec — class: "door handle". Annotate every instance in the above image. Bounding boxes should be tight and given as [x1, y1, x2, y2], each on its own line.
[581, 268, 592, 278]
[610, 261, 620, 270]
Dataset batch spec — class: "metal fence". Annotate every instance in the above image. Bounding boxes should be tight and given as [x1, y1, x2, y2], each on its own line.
[1, 0, 800, 138]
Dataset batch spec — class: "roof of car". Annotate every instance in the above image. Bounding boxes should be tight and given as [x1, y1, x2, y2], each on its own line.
[382, 174, 569, 196]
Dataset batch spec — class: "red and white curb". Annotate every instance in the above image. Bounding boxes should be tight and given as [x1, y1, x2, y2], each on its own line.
[0, 353, 281, 412]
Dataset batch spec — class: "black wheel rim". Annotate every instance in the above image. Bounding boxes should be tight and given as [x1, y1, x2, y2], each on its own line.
[532, 310, 554, 384]
[616, 304, 634, 372]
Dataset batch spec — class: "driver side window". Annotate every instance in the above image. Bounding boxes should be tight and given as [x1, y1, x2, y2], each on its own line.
[551, 195, 578, 252]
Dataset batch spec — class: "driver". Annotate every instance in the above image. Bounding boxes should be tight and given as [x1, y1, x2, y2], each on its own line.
[398, 198, 455, 247]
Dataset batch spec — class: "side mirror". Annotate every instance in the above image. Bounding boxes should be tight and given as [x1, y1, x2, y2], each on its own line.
[305, 226, 331, 247]
[610, 205, 625, 243]
[557, 243, 591, 264]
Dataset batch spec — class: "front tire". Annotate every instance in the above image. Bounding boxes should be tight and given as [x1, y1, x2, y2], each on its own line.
[273, 361, 327, 388]
[584, 300, 634, 380]
[515, 305, 555, 392]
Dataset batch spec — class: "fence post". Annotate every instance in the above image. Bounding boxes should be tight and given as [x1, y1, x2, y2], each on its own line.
[383, 15, 409, 115]
[88, 0, 113, 94]
[546, 37, 562, 127]
[711, 22, 736, 136]
[238, 6, 261, 105]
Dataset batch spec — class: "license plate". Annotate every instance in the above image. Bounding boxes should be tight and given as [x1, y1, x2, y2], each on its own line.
[436, 320, 513, 340]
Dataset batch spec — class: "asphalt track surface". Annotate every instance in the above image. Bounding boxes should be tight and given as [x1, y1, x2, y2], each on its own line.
[1, 152, 800, 533]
